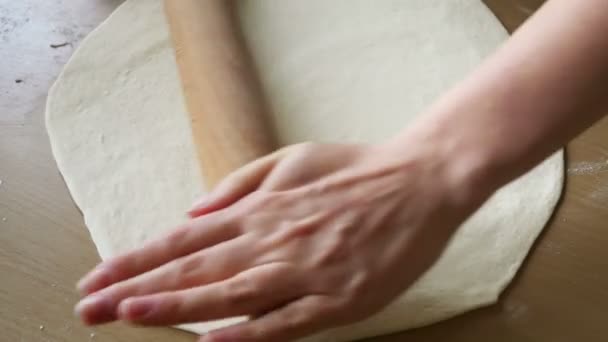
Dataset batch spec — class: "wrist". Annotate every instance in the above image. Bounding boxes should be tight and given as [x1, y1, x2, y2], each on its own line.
[387, 110, 504, 209]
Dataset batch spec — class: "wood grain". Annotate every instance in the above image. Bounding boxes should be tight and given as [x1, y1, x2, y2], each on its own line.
[1, 1, 607, 341]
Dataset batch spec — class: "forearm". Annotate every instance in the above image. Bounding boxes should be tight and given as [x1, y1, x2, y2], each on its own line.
[399, 0, 608, 194]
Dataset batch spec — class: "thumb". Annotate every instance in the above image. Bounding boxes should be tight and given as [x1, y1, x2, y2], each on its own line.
[188, 147, 290, 217]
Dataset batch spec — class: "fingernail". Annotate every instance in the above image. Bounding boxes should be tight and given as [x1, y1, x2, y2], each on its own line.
[75, 295, 115, 325]
[74, 296, 94, 317]
[121, 298, 156, 320]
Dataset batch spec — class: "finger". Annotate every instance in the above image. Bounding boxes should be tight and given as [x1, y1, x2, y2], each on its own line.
[188, 147, 290, 218]
[76, 235, 254, 325]
[77, 211, 239, 296]
[200, 295, 339, 342]
[116, 263, 303, 326]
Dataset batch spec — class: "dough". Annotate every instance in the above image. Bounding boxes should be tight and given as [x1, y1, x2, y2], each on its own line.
[46, 0, 564, 341]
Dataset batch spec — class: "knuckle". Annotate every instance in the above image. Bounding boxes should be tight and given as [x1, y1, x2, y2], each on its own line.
[290, 219, 319, 237]
[164, 225, 190, 248]
[225, 276, 260, 305]
[174, 254, 205, 286]
[348, 272, 373, 298]
[285, 309, 314, 330]
[216, 207, 241, 229]
[254, 190, 282, 207]
[102, 256, 131, 281]
[160, 293, 184, 317]
[239, 190, 286, 215]
[277, 220, 316, 244]
[237, 190, 271, 210]
[101, 258, 122, 277]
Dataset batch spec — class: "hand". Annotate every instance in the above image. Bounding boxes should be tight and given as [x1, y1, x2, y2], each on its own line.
[75, 138, 492, 341]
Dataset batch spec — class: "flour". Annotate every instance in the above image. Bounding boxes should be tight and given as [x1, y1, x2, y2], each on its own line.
[590, 183, 608, 201]
[567, 159, 608, 175]
[504, 300, 529, 321]
[543, 241, 563, 256]
[567, 159, 608, 201]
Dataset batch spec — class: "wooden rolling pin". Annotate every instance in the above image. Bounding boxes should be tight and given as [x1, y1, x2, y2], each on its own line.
[164, 0, 278, 187]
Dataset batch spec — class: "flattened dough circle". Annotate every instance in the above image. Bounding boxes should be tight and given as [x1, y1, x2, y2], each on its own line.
[46, 1, 563, 341]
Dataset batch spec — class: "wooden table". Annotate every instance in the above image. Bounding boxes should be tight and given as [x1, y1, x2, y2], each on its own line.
[1, 1, 607, 341]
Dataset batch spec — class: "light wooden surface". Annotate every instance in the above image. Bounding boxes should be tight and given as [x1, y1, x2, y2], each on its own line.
[1, 1, 607, 341]
[164, 0, 277, 185]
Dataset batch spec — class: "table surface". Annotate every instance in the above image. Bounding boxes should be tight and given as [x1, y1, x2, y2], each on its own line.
[2, 1, 607, 341]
